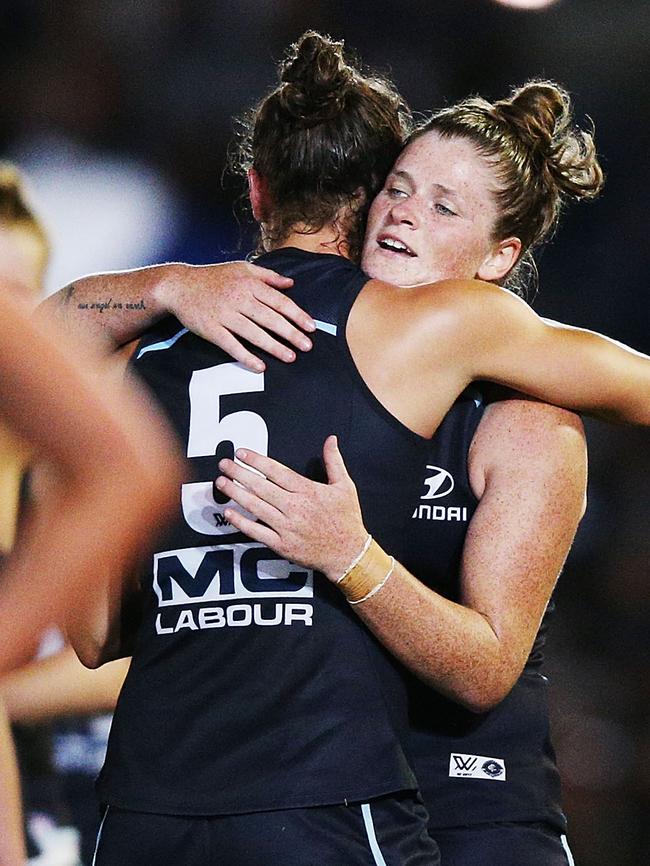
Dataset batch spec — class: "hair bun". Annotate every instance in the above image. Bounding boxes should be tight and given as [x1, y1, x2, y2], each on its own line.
[278, 31, 354, 125]
[494, 80, 603, 201]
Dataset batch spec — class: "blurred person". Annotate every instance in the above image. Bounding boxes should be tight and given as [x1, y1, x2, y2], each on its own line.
[0, 163, 182, 865]
[0, 697, 25, 866]
[49, 33, 648, 866]
[1, 645, 129, 866]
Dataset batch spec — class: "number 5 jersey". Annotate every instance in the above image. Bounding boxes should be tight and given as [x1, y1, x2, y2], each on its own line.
[97, 248, 483, 816]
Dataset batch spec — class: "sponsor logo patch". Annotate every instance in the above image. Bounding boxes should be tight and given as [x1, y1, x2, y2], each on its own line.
[449, 753, 506, 781]
[420, 466, 455, 500]
[411, 466, 469, 523]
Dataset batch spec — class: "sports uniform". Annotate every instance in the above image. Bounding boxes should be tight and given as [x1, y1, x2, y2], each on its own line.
[94, 247, 468, 865]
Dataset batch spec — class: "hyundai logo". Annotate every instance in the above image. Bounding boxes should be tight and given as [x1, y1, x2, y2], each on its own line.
[421, 466, 454, 499]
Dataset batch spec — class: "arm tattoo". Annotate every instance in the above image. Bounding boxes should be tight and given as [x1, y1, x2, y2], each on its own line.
[62, 283, 76, 306]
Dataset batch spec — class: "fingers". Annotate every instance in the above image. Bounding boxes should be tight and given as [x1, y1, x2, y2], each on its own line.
[322, 435, 349, 485]
[254, 283, 315, 333]
[218, 458, 290, 512]
[234, 449, 305, 493]
[248, 264, 295, 292]
[247, 301, 313, 352]
[230, 314, 297, 364]
[222, 507, 280, 548]
[211, 326, 266, 373]
[215, 475, 284, 527]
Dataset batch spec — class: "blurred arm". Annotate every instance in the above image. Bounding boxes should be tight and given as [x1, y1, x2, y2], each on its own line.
[0, 285, 182, 673]
[0, 698, 26, 866]
[0, 647, 129, 722]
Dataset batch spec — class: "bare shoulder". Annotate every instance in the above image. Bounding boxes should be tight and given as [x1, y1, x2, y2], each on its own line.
[357, 277, 532, 342]
[469, 395, 587, 499]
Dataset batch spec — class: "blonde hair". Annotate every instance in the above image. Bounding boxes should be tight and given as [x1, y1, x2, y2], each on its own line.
[416, 81, 604, 296]
[0, 162, 50, 280]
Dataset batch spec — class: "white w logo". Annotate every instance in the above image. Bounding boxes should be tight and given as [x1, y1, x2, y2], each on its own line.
[452, 755, 477, 772]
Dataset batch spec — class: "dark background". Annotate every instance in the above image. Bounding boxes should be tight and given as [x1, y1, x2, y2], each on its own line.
[1, 2, 648, 863]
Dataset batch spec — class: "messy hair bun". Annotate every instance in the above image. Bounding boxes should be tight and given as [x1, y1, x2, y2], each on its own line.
[494, 81, 603, 203]
[278, 31, 354, 126]
[233, 31, 411, 259]
[417, 80, 604, 296]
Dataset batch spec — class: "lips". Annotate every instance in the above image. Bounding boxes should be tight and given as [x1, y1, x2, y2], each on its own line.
[377, 234, 416, 257]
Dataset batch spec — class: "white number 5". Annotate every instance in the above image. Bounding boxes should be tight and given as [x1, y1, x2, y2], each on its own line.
[182, 363, 268, 535]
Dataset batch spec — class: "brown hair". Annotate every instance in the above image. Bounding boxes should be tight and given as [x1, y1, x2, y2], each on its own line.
[415, 80, 604, 296]
[232, 31, 411, 260]
[0, 162, 50, 272]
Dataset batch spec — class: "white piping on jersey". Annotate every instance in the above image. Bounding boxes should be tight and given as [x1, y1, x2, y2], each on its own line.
[313, 319, 337, 336]
[361, 803, 388, 866]
[560, 834, 576, 866]
[136, 327, 188, 359]
[91, 805, 110, 866]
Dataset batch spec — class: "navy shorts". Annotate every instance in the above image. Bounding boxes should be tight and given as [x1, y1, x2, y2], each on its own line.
[93, 793, 440, 866]
[433, 822, 575, 866]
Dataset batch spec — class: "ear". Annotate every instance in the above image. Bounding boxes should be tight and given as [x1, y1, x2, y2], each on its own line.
[248, 169, 271, 222]
[476, 236, 522, 282]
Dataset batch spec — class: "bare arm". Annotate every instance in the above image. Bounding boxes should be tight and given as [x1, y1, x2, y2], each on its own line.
[344, 399, 587, 710]
[40, 261, 315, 370]
[215, 402, 586, 712]
[446, 279, 650, 424]
[0, 286, 182, 672]
[0, 647, 129, 722]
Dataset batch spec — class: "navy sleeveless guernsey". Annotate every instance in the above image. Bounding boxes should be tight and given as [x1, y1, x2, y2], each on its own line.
[96, 248, 479, 816]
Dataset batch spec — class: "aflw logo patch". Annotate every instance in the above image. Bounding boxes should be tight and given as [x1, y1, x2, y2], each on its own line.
[449, 753, 506, 781]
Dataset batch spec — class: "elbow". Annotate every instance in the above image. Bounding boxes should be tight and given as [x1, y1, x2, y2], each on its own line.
[460, 689, 507, 715]
[67, 631, 116, 670]
[446, 673, 517, 715]
[70, 641, 104, 670]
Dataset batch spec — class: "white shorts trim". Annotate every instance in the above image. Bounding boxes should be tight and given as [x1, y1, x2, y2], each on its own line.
[91, 805, 110, 866]
[560, 833, 576, 866]
[361, 802, 388, 866]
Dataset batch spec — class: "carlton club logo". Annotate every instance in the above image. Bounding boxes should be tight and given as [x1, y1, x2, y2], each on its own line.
[420, 466, 455, 500]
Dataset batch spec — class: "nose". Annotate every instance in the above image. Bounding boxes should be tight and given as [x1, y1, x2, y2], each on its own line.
[389, 198, 417, 228]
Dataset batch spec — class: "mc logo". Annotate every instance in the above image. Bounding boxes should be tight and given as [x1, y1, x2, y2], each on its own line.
[153, 543, 313, 607]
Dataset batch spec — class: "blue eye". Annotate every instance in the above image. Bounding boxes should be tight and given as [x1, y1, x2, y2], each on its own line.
[387, 187, 408, 199]
[435, 202, 456, 216]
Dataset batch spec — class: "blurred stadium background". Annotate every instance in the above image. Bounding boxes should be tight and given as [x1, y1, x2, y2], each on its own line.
[1, 2, 648, 864]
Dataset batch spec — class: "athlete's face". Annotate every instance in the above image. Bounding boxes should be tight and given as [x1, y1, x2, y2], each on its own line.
[361, 131, 511, 287]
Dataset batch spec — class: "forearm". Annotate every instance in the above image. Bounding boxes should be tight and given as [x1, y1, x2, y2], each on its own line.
[335, 547, 512, 712]
[0, 649, 129, 722]
[38, 263, 186, 350]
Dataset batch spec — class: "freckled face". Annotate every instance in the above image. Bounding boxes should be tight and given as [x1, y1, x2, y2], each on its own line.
[361, 130, 501, 286]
